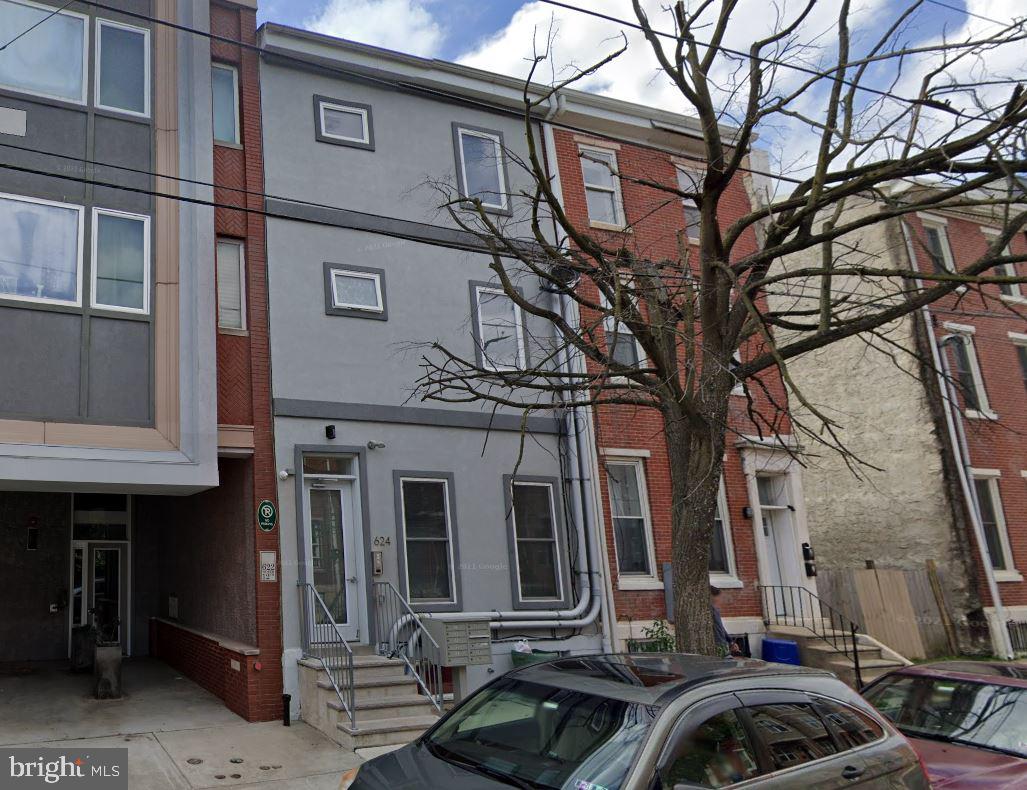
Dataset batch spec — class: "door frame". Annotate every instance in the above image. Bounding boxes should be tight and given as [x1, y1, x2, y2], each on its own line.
[293, 445, 372, 645]
[67, 496, 133, 657]
[738, 437, 817, 604]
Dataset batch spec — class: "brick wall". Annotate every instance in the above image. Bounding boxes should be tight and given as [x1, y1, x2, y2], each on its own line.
[908, 213, 1027, 611]
[551, 128, 788, 625]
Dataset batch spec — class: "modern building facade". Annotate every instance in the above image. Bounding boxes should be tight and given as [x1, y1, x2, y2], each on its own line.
[777, 184, 1027, 656]
[0, 0, 281, 721]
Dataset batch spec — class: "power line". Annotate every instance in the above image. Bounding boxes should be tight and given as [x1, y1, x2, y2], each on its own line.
[0, 0, 76, 51]
[923, 0, 1012, 27]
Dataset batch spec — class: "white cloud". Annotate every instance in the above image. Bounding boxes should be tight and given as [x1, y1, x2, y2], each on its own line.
[304, 0, 446, 57]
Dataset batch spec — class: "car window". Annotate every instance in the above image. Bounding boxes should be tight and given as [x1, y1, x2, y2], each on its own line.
[746, 703, 838, 771]
[659, 709, 761, 788]
[813, 699, 884, 749]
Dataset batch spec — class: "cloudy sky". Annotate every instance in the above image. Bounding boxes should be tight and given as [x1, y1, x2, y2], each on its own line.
[257, 1, 1024, 175]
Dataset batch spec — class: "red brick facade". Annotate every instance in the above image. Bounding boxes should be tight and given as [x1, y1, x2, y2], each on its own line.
[550, 128, 792, 633]
[152, 1, 282, 721]
[908, 211, 1027, 613]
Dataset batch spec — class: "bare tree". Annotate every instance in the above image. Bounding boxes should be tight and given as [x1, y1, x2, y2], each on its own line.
[415, 0, 1027, 653]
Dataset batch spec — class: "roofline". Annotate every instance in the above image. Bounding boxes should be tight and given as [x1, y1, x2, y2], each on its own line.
[256, 22, 742, 150]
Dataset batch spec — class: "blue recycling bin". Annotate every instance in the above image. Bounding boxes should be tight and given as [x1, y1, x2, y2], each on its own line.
[761, 637, 800, 665]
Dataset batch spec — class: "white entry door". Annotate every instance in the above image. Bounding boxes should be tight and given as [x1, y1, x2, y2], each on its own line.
[304, 480, 360, 642]
[756, 476, 806, 617]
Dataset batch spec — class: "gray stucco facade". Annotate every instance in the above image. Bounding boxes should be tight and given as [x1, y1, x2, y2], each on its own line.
[258, 27, 605, 704]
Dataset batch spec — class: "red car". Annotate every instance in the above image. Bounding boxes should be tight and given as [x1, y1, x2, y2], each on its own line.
[862, 661, 1027, 788]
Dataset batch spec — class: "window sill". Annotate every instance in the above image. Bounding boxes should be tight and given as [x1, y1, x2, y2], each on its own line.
[215, 140, 244, 150]
[710, 574, 744, 589]
[218, 327, 249, 337]
[618, 577, 664, 591]
[965, 408, 999, 421]
[1000, 294, 1027, 306]
[589, 220, 630, 233]
[994, 570, 1023, 583]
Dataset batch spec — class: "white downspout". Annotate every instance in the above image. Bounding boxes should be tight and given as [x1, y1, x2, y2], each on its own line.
[900, 222, 1015, 659]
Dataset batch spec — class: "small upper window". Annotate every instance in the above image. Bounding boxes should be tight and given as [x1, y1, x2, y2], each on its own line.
[922, 223, 955, 273]
[473, 285, 526, 371]
[945, 326, 993, 418]
[0, 192, 82, 306]
[676, 166, 703, 240]
[0, 0, 87, 103]
[96, 19, 149, 116]
[324, 264, 386, 319]
[454, 125, 508, 211]
[216, 239, 245, 330]
[315, 96, 374, 149]
[580, 147, 624, 228]
[212, 63, 239, 144]
[92, 208, 149, 313]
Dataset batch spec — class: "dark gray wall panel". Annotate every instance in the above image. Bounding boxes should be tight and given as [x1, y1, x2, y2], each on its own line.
[0, 307, 81, 419]
[0, 96, 88, 201]
[87, 317, 150, 423]
[92, 115, 153, 214]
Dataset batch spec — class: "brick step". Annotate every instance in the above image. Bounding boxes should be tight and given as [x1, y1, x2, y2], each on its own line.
[329, 694, 438, 722]
[337, 714, 439, 749]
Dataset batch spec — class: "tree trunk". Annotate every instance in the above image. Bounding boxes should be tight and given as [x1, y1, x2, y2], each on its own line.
[664, 387, 731, 655]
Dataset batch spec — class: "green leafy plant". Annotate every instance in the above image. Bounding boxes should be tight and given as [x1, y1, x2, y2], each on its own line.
[641, 619, 675, 652]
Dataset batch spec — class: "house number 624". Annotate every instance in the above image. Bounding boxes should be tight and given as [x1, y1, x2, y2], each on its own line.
[372, 536, 392, 547]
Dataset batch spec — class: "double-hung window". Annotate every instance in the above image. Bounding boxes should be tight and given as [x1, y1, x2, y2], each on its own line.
[606, 460, 656, 578]
[216, 239, 246, 329]
[675, 165, 703, 241]
[997, 261, 1023, 301]
[944, 323, 994, 419]
[710, 480, 735, 578]
[314, 96, 373, 149]
[0, 192, 83, 306]
[399, 476, 457, 605]
[454, 125, 508, 211]
[473, 284, 525, 371]
[212, 63, 239, 144]
[971, 471, 1016, 577]
[600, 288, 643, 370]
[510, 480, 562, 602]
[92, 208, 149, 313]
[0, 0, 87, 103]
[96, 19, 150, 116]
[919, 218, 955, 273]
[580, 146, 624, 228]
[1011, 332, 1027, 394]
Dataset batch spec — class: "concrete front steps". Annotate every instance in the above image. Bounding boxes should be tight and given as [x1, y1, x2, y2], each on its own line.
[297, 646, 441, 750]
[766, 624, 909, 688]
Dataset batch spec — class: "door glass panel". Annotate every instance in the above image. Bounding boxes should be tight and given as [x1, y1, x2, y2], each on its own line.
[747, 703, 838, 770]
[661, 708, 761, 788]
[309, 488, 347, 622]
[303, 455, 352, 476]
[72, 548, 84, 626]
[92, 548, 120, 643]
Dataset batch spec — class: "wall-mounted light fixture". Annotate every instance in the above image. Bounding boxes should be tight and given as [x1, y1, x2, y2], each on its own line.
[367, 440, 386, 450]
[741, 506, 753, 519]
[325, 424, 336, 440]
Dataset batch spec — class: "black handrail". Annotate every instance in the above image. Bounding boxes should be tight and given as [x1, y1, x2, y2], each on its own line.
[760, 584, 863, 688]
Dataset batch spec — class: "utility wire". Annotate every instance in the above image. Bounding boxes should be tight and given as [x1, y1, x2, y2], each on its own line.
[0, 0, 76, 51]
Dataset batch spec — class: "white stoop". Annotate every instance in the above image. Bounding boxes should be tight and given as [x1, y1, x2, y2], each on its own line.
[297, 646, 441, 750]
[765, 624, 909, 688]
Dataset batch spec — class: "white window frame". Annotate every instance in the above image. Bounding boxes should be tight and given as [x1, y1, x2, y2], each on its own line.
[318, 100, 370, 145]
[710, 477, 741, 588]
[90, 207, 150, 315]
[216, 238, 246, 330]
[600, 286, 645, 375]
[970, 469, 1019, 582]
[474, 285, 526, 371]
[510, 480, 564, 603]
[943, 322, 996, 420]
[675, 164, 704, 242]
[0, 0, 88, 105]
[211, 62, 240, 145]
[579, 144, 626, 230]
[330, 267, 384, 313]
[980, 227, 1024, 304]
[456, 127, 508, 211]
[918, 215, 956, 273]
[398, 476, 457, 605]
[94, 18, 151, 118]
[0, 190, 84, 307]
[606, 458, 659, 588]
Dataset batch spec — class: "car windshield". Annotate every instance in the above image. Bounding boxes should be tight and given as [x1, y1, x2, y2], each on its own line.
[424, 676, 657, 789]
[863, 673, 1027, 758]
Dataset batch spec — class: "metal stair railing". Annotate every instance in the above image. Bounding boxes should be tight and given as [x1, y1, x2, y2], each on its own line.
[760, 584, 864, 688]
[299, 582, 356, 728]
[372, 581, 444, 714]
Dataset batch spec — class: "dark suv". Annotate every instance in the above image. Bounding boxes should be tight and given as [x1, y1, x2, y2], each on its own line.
[340, 653, 929, 789]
